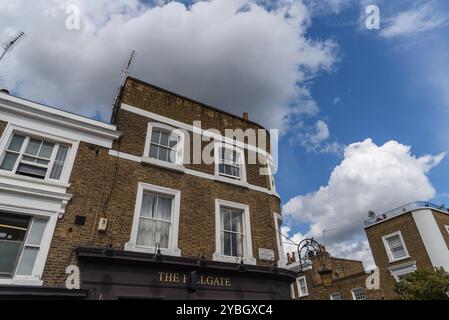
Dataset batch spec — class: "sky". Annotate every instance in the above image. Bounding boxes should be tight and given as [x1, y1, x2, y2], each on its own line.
[1, 0, 449, 268]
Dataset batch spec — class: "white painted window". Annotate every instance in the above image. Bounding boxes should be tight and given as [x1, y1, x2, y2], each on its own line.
[274, 213, 285, 266]
[214, 144, 246, 181]
[351, 288, 366, 300]
[213, 199, 256, 265]
[143, 122, 185, 170]
[330, 292, 342, 300]
[0, 210, 55, 286]
[296, 276, 308, 297]
[382, 231, 409, 262]
[388, 261, 417, 282]
[125, 183, 181, 256]
[0, 134, 69, 181]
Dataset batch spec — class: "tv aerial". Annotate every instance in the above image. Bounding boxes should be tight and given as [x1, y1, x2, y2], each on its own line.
[0, 31, 26, 62]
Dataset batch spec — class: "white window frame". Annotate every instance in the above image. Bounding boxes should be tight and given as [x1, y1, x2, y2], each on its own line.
[142, 122, 185, 173]
[214, 143, 247, 184]
[274, 212, 285, 267]
[213, 199, 256, 265]
[125, 182, 181, 257]
[330, 292, 342, 300]
[445, 225, 449, 236]
[0, 124, 78, 185]
[296, 275, 309, 297]
[0, 206, 58, 286]
[267, 158, 276, 193]
[382, 231, 410, 263]
[351, 287, 366, 300]
[388, 261, 417, 282]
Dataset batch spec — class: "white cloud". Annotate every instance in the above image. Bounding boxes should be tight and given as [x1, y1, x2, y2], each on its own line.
[380, 2, 449, 38]
[289, 119, 344, 154]
[0, 0, 336, 131]
[283, 138, 445, 267]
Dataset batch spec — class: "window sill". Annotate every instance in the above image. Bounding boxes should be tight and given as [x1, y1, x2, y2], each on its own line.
[0, 278, 43, 287]
[124, 242, 182, 257]
[388, 255, 411, 264]
[0, 170, 70, 188]
[215, 175, 249, 189]
[212, 252, 256, 265]
[141, 157, 185, 174]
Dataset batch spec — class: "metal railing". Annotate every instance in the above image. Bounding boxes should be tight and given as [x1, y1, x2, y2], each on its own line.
[364, 201, 449, 227]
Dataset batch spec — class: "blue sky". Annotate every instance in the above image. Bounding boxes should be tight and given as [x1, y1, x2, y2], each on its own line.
[279, 0, 449, 239]
[1, 0, 449, 265]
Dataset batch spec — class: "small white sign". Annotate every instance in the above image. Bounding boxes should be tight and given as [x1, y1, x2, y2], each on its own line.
[258, 248, 275, 261]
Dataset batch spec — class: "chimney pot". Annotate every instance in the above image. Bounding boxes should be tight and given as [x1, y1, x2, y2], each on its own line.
[243, 112, 249, 121]
[0, 89, 9, 95]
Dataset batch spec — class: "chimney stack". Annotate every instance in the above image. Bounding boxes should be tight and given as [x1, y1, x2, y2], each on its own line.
[243, 112, 249, 121]
[0, 89, 9, 95]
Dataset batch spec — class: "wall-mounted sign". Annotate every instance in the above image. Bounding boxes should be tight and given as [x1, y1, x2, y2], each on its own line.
[258, 248, 275, 261]
[158, 272, 231, 287]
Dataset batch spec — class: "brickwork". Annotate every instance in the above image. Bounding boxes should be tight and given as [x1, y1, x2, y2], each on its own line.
[39, 79, 281, 287]
[365, 212, 433, 299]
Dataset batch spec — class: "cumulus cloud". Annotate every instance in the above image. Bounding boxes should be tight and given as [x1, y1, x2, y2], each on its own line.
[380, 2, 449, 38]
[283, 138, 445, 267]
[0, 0, 336, 131]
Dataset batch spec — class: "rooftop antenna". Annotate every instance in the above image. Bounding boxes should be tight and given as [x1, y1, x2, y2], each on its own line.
[111, 49, 136, 124]
[0, 31, 25, 62]
[322, 228, 335, 248]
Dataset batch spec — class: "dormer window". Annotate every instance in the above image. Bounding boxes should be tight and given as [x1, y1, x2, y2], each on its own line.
[0, 134, 69, 181]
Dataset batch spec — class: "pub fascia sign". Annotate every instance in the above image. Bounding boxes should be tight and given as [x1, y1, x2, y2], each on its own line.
[158, 272, 231, 287]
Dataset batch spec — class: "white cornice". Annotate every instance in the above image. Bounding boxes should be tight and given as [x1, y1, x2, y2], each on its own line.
[0, 93, 121, 148]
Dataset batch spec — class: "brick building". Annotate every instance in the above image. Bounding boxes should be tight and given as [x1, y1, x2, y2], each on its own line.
[287, 247, 384, 300]
[0, 78, 295, 299]
[365, 201, 449, 299]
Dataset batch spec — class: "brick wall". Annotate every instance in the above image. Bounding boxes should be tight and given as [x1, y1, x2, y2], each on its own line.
[0, 120, 7, 136]
[365, 213, 433, 299]
[42, 81, 282, 287]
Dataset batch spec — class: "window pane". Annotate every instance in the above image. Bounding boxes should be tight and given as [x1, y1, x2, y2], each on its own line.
[223, 231, 231, 256]
[25, 139, 41, 156]
[0, 241, 22, 275]
[0, 152, 19, 171]
[55, 145, 69, 162]
[219, 164, 225, 174]
[158, 147, 168, 162]
[38, 142, 54, 159]
[156, 197, 172, 221]
[17, 163, 47, 179]
[151, 130, 161, 144]
[169, 149, 177, 164]
[0, 213, 30, 241]
[8, 135, 25, 152]
[159, 221, 170, 249]
[16, 247, 39, 276]
[168, 135, 178, 148]
[137, 218, 154, 247]
[26, 218, 47, 246]
[231, 233, 238, 257]
[231, 211, 242, 232]
[49, 162, 64, 180]
[160, 132, 169, 147]
[225, 165, 232, 176]
[149, 144, 158, 159]
[222, 210, 231, 231]
[140, 194, 156, 218]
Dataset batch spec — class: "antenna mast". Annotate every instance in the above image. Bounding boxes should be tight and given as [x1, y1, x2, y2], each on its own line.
[111, 50, 136, 124]
[0, 31, 25, 62]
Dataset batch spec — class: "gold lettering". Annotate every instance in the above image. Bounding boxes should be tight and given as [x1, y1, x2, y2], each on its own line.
[206, 276, 214, 285]
[225, 278, 231, 287]
[182, 274, 188, 283]
[158, 272, 164, 282]
[173, 273, 179, 283]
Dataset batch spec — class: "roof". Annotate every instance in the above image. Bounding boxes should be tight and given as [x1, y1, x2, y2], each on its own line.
[125, 76, 269, 131]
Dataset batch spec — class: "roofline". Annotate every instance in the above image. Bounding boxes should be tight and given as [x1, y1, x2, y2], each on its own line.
[364, 201, 449, 229]
[125, 76, 270, 132]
